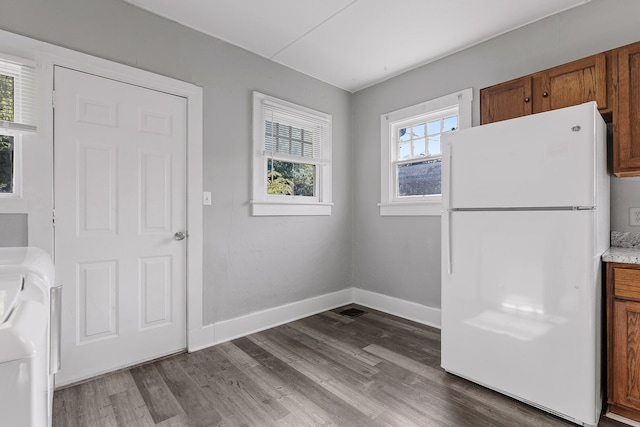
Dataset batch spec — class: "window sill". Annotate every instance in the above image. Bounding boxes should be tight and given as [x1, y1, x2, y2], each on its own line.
[378, 201, 441, 216]
[251, 200, 333, 216]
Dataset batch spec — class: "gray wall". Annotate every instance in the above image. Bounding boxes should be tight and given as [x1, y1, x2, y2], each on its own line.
[0, 0, 352, 324]
[0, 214, 27, 246]
[352, 0, 640, 309]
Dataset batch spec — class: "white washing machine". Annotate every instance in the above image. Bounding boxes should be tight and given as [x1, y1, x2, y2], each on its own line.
[0, 248, 60, 427]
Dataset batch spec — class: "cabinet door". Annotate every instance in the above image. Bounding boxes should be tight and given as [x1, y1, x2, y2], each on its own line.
[533, 53, 608, 114]
[480, 76, 532, 124]
[612, 298, 640, 413]
[614, 42, 640, 177]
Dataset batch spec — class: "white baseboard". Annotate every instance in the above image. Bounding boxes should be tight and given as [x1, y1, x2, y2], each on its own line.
[189, 287, 441, 353]
[190, 288, 353, 352]
[188, 323, 216, 352]
[353, 288, 441, 329]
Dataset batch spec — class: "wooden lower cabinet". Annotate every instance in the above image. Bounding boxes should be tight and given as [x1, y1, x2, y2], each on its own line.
[607, 262, 640, 421]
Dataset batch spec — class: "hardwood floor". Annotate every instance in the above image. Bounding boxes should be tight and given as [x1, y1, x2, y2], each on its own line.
[53, 305, 626, 427]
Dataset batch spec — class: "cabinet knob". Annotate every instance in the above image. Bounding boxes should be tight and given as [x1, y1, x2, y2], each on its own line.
[542, 91, 549, 98]
[524, 97, 530, 103]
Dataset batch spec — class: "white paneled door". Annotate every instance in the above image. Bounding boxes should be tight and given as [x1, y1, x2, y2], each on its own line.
[54, 66, 187, 384]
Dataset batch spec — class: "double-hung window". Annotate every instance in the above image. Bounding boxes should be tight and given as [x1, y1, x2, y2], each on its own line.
[252, 92, 332, 216]
[0, 54, 36, 198]
[380, 88, 472, 216]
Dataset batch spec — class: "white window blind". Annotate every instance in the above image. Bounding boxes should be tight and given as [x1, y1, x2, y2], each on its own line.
[0, 54, 37, 132]
[262, 99, 327, 164]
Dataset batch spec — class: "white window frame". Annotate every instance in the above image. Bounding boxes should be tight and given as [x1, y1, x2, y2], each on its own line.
[379, 88, 472, 216]
[0, 131, 22, 199]
[251, 91, 333, 216]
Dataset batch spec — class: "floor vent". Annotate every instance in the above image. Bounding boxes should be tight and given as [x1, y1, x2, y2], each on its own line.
[339, 308, 366, 318]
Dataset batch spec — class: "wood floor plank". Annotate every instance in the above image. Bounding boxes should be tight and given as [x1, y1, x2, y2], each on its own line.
[189, 346, 290, 423]
[233, 336, 375, 427]
[249, 328, 385, 419]
[52, 387, 82, 427]
[286, 321, 382, 373]
[109, 387, 155, 427]
[318, 310, 355, 325]
[216, 341, 340, 427]
[104, 370, 138, 396]
[130, 362, 184, 424]
[155, 356, 224, 427]
[53, 379, 118, 427]
[177, 350, 265, 427]
[155, 413, 193, 427]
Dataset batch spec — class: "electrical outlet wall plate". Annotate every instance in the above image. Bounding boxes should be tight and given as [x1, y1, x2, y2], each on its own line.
[630, 208, 640, 226]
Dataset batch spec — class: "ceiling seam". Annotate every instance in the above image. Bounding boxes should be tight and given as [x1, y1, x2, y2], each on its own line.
[269, 0, 361, 60]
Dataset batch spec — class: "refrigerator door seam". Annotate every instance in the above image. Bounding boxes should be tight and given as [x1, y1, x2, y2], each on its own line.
[449, 206, 596, 212]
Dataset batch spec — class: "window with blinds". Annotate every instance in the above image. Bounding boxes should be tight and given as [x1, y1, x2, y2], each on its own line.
[252, 92, 333, 216]
[0, 53, 34, 198]
[0, 54, 37, 132]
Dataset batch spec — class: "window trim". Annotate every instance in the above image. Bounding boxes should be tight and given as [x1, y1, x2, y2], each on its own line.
[0, 132, 21, 199]
[379, 88, 472, 216]
[251, 91, 332, 216]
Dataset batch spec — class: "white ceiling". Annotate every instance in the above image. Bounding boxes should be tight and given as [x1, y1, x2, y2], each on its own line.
[123, 0, 592, 92]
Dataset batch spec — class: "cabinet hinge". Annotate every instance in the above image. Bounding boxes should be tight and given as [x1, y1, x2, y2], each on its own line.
[52, 209, 56, 227]
[52, 90, 56, 109]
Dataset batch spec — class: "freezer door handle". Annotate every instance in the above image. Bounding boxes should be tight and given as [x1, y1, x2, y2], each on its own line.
[50, 285, 62, 374]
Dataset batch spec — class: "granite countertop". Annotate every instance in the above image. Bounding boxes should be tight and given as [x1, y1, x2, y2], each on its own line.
[602, 232, 640, 264]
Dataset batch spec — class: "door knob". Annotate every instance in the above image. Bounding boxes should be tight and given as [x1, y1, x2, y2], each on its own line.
[174, 231, 187, 241]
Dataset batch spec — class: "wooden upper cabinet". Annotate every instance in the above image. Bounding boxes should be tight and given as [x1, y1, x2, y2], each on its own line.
[480, 52, 611, 125]
[614, 41, 640, 176]
[532, 53, 609, 114]
[480, 76, 532, 124]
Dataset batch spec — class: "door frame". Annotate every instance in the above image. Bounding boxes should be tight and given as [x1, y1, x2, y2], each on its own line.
[0, 29, 205, 374]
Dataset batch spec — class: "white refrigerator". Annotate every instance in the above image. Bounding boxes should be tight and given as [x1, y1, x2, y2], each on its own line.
[440, 102, 609, 427]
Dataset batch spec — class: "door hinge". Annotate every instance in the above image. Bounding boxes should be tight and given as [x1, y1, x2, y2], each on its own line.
[52, 210, 56, 227]
[52, 90, 56, 109]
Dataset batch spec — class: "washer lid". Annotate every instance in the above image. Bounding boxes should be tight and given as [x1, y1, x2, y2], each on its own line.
[0, 247, 54, 286]
[0, 274, 23, 324]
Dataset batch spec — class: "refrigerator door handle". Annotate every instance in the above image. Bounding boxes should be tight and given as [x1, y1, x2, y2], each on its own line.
[447, 145, 453, 211]
[50, 285, 62, 375]
[447, 211, 453, 274]
[446, 145, 452, 274]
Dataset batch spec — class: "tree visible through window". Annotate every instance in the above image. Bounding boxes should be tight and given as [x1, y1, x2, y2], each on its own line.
[0, 135, 15, 193]
[0, 74, 14, 122]
[267, 160, 315, 196]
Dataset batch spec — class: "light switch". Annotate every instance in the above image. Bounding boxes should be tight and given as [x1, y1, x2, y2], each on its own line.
[630, 208, 640, 226]
[203, 192, 212, 206]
